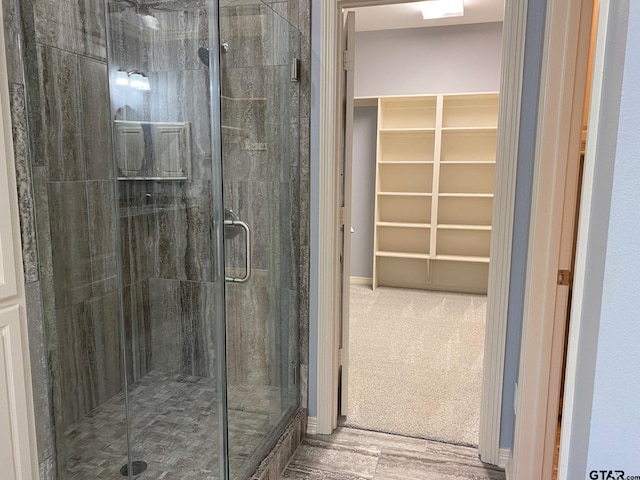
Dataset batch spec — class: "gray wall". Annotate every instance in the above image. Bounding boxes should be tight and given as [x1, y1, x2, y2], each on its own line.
[354, 23, 503, 97]
[499, 0, 547, 449]
[350, 106, 377, 278]
[349, 24, 503, 278]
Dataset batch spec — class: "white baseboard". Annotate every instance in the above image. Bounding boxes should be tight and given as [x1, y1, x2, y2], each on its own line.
[498, 448, 510, 469]
[501, 448, 513, 479]
[306, 416, 318, 435]
[350, 276, 372, 285]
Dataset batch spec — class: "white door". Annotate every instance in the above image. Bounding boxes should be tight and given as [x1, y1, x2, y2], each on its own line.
[338, 10, 356, 417]
[0, 7, 39, 476]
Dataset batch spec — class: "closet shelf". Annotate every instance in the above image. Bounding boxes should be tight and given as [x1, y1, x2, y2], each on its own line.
[380, 127, 437, 133]
[435, 255, 490, 263]
[437, 224, 492, 231]
[441, 126, 498, 132]
[377, 222, 431, 229]
[379, 161, 434, 165]
[440, 161, 496, 165]
[376, 251, 431, 260]
[372, 92, 498, 292]
[439, 193, 494, 198]
[377, 192, 432, 197]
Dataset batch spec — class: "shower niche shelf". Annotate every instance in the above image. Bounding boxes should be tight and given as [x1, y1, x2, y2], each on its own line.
[372, 92, 499, 294]
[114, 120, 191, 181]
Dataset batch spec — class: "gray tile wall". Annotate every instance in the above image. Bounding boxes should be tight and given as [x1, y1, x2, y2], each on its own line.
[3, 0, 311, 479]
[219, 3, 303, 402]
[10, 0, 125, 477]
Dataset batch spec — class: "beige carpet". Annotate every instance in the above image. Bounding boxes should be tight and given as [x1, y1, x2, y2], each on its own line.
[344, 285, 486, 447]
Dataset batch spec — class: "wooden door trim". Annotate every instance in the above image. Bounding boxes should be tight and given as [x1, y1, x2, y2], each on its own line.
[315, 2, 519, 467]
[509, 0, 600, 477]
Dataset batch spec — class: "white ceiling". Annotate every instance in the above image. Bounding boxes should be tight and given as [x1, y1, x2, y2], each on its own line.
[348, 0, 505, 32]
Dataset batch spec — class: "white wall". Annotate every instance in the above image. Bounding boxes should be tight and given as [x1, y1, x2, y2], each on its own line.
[585, 0, 640, 472]
[354, 22, 503, 97]
[350, 23, 503, 278]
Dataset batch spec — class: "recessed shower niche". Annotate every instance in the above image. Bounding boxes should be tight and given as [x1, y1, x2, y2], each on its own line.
[114, 121, 192, 179]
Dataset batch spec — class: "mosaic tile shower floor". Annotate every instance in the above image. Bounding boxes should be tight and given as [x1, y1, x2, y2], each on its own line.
[63, 371, 286, 479]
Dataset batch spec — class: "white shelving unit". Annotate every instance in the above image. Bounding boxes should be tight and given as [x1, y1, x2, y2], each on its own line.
[372, 92, 499, 294]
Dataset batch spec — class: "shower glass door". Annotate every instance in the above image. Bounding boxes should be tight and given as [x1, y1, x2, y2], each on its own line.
[219, 3, 300, 478]
[106, 0, 228, 478]
[103, 1, 300, 479]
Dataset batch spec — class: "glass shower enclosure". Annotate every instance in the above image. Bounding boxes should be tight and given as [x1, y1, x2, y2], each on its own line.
[32, 1, 301, 479]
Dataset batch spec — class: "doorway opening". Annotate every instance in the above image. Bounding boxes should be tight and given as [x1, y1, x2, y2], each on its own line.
[338, 1, 504, 450]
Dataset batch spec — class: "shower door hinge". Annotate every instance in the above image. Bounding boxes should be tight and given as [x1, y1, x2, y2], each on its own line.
[338, 348, 343, 366]
[557, 269, 572, 286]
[339, 207, 345, 226]
[343, 50, 354, 71]
[293, 362, 299, 385]
[291, 58, 300, 82]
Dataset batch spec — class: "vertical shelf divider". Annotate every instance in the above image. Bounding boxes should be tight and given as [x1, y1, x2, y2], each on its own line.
[430, 95, 444, 261]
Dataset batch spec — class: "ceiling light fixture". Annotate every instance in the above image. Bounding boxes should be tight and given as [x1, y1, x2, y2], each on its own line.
[420, 0, 465, 20]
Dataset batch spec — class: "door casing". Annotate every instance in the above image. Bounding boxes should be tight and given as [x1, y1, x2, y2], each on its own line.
[315, 0, 524, 466]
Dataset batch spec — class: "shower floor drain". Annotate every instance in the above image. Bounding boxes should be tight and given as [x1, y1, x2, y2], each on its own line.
[120, 461, 148, 476]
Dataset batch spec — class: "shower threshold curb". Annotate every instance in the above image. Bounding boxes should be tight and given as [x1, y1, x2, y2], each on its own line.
[250, 408, 307, 480]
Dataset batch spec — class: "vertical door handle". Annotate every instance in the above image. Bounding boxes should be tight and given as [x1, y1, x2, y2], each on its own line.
[224, 219, 252, 283]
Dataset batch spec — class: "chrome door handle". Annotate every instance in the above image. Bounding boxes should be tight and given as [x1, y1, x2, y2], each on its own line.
[224, 219, 252, 283]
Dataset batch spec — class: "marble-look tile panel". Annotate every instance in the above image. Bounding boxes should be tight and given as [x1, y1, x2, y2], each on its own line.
[55, 291, 123, 427]
[156, 202, 188, 280]
[36, 45, 85, 181]
[2, 0, 25, 84]
[374, 446, 505, 480]
[148, 277, 219, 377]
[299, 117, 310, 182]
[298, 244, 309, 363]
[38, 455, 56, 480]
[32, 0, 107, 60]
[25, 282, 55, 464]
[145, 69, 212, 162]
[287, 0, 299, 30]
[87, 181, 118, 295]
[123, 280, 151, 383]
[286, 428, 506, 480]
[56, 301, 97, 425]
[9, 83, 39, 283]
[220, 4, 275, 68]
[106, 5, 153, 73]
[184, 204, 215, 283]
[47, 181, 93, 307]
[298, 177, 309, 249]
[298, 363, 308, 410]
[299, 38, 310, 121]
[150, 8, 209, 72]
[87, 291, 124, 404]
[148, 277, 182, 374]
[225, 284, 280, 386]
[308, 428, 428, 454]
[288, 437, 380, 479]
[119, 209, 153, 287]
[30, 166, 69, 472]
[282, 466, 324, 480]
[79, 57, 113, 180]
[298, 0, 310, 38]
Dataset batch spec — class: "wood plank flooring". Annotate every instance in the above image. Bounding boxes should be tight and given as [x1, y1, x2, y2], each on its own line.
[283, 427, 505, 480]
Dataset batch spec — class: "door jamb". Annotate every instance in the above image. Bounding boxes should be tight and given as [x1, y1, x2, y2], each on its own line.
[316, 0, 523, 466]
[512, 0, 631, 477]
[510, 0, 592, 475]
